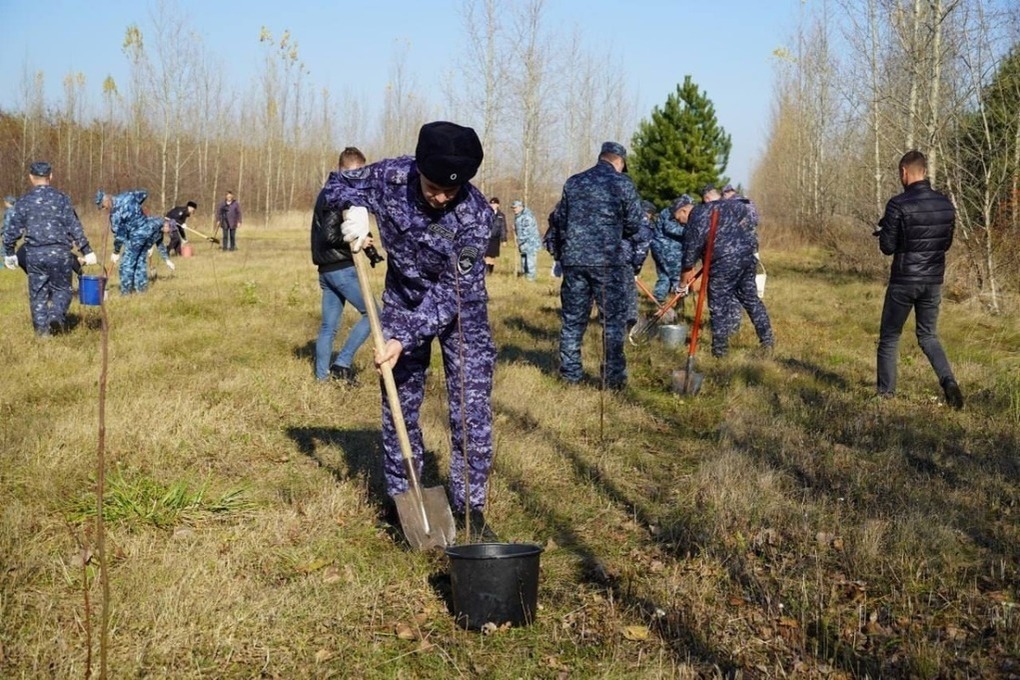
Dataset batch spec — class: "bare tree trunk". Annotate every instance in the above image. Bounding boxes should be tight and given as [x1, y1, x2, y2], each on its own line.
[905, 0, 923, 149]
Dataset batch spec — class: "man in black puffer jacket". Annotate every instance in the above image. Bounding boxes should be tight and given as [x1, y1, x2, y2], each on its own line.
[311, 147, 382, 385]
[875, 150, 963, 409]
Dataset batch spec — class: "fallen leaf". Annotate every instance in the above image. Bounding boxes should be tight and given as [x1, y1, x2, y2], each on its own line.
[296, 558, 331, 574]
[649, 560, 665, 573]
[832, 537, 845, 551]
[417, 639, 434, 652]
[778, 617, 800, 629]
[544, 538, 559, 551]
[314, 648, 334, 663]
[322, 566, 342, 584]
[728, 596, 746, 607]
[394, 622, 416, 640]
[622, 625, 651, 641]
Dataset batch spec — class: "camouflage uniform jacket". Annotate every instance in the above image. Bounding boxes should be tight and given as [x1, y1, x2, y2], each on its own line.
[548, 159, 643, 267]
[514, 207, 541, 252]
[682, 199, 758, 274]
[4, 185, 92, 256]
[109, 190, 150, 254]
[323, 156, 492, 353]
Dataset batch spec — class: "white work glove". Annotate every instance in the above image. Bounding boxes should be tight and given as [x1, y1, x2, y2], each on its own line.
[110, 252, 120, 264]
[83, 252, 98, 266]
[4, 255, 16, 270]
[166, 259, 176, 271]
[341, 206, 370, 252]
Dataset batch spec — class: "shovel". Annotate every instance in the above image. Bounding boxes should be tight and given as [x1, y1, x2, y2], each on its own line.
[674, 207, 720, 396]
[181, 223, 221, 244]
[351, 245, 456, 550]
[629, 269, 701, 345]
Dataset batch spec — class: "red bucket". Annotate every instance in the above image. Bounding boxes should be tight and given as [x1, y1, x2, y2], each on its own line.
[180, 243, 194, 258]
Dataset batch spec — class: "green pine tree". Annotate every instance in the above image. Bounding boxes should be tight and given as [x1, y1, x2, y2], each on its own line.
[629, 75, 732, 207]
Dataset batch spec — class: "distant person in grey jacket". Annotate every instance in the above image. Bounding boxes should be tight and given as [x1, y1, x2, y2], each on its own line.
[217, 191, 242, 251]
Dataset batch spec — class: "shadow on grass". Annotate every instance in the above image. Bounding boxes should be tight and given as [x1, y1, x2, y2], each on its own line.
[291, 339, 316, 368]
[285, 426, 387, 504]
[485, 399, 739, 673]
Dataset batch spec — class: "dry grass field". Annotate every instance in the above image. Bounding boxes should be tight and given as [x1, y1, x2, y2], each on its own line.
[1, 212, 1018, 678]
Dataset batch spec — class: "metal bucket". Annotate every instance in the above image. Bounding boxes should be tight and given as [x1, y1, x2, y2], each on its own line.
[445, 542, 543, 630]
[658, 324, 687, 348]
[79, 275, 106, 306]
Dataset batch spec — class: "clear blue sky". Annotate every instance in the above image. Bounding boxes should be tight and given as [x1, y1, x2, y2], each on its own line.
[0, 0, 802, 186]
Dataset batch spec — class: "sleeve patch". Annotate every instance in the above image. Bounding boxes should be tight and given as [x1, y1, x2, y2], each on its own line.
[457, 246, 479, 274]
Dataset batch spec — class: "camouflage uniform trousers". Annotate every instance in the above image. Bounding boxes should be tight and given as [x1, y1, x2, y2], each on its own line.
[381, 300, 497, 513]
[25, 246, 75, 334]
[559, 265, 628, 387]
[118, 218, 162, 294]
[625, 274, 638, 327]
[651, 246, 681, 303]
[707, 260, 774, 356]
[520, 247, 539, 281]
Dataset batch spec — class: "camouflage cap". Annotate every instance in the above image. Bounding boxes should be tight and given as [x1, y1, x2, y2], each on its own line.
[94, 189, 106, 207]
[29, 161, 52, 177]
[415, 121, 484, 186]
[599, 141, 627, 159]
[698, 184, 716, 197]
[670, 195, 693, 213]
[721, 183, 736, 194]
[511, 200, 523, 208]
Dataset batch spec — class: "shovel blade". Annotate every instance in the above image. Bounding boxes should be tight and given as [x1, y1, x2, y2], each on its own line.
[671, 369, 704, 396]
[393, 486, 456, 550]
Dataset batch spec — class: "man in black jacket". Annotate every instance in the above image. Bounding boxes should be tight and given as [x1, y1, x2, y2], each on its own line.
[311, 146, 381, 384]
[165, 201, 197, 255]
[876, 150, 963, 409]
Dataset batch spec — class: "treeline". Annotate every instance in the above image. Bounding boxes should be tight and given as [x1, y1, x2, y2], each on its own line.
[0, 0, 636, 228]
[753, 0, 1020, 308]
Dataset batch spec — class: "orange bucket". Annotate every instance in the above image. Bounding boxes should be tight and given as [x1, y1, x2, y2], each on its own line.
[180, 243, 194, 258]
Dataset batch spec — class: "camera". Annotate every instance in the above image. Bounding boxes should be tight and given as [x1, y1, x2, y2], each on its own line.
[364, 244, 385, 268]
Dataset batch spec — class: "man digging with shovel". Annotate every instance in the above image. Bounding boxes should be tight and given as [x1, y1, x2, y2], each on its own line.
[325, 121, 498, 545]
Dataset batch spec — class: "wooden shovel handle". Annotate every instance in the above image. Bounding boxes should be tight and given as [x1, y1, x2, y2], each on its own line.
[351, 249, 425, 499]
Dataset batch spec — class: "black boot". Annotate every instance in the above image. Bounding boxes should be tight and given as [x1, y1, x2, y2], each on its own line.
[456, 508, 499, 542]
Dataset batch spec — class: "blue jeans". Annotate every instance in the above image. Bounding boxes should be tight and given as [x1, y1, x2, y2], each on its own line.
[877, 282, 955, 394]
[315, 266, 370, 380]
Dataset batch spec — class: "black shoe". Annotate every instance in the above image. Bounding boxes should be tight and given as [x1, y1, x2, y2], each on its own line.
[942, 379, 964, 410]
[456, 509, 498, 542]
[48, 320, 64, 335]
[329, 365, 359, 386]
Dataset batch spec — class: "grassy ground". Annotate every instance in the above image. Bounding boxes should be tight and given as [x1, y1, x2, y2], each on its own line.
[1, 215, 1018, 678]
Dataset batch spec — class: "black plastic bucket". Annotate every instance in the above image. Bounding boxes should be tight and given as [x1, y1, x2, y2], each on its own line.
[444, 542, 543, 630]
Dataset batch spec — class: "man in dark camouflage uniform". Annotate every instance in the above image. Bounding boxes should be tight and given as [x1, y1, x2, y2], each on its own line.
[3, 162, 97, 336]
[548, 141, 644, 389]
[651, 195, 693, 302]
[325, 121, 497, 539]
[681, 186, 773, 357]
[96, 189, 170, 294]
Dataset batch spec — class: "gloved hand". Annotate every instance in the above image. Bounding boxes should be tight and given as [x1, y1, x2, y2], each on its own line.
[4, 255, 16, 270]
[83, 252, 98, 266]
[166, 259, 176, 271]
[110, 252, 120, 264]
[341, 206, 370, 252]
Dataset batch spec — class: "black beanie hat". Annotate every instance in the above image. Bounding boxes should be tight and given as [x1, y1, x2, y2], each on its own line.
[415, 121, 484, 186]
